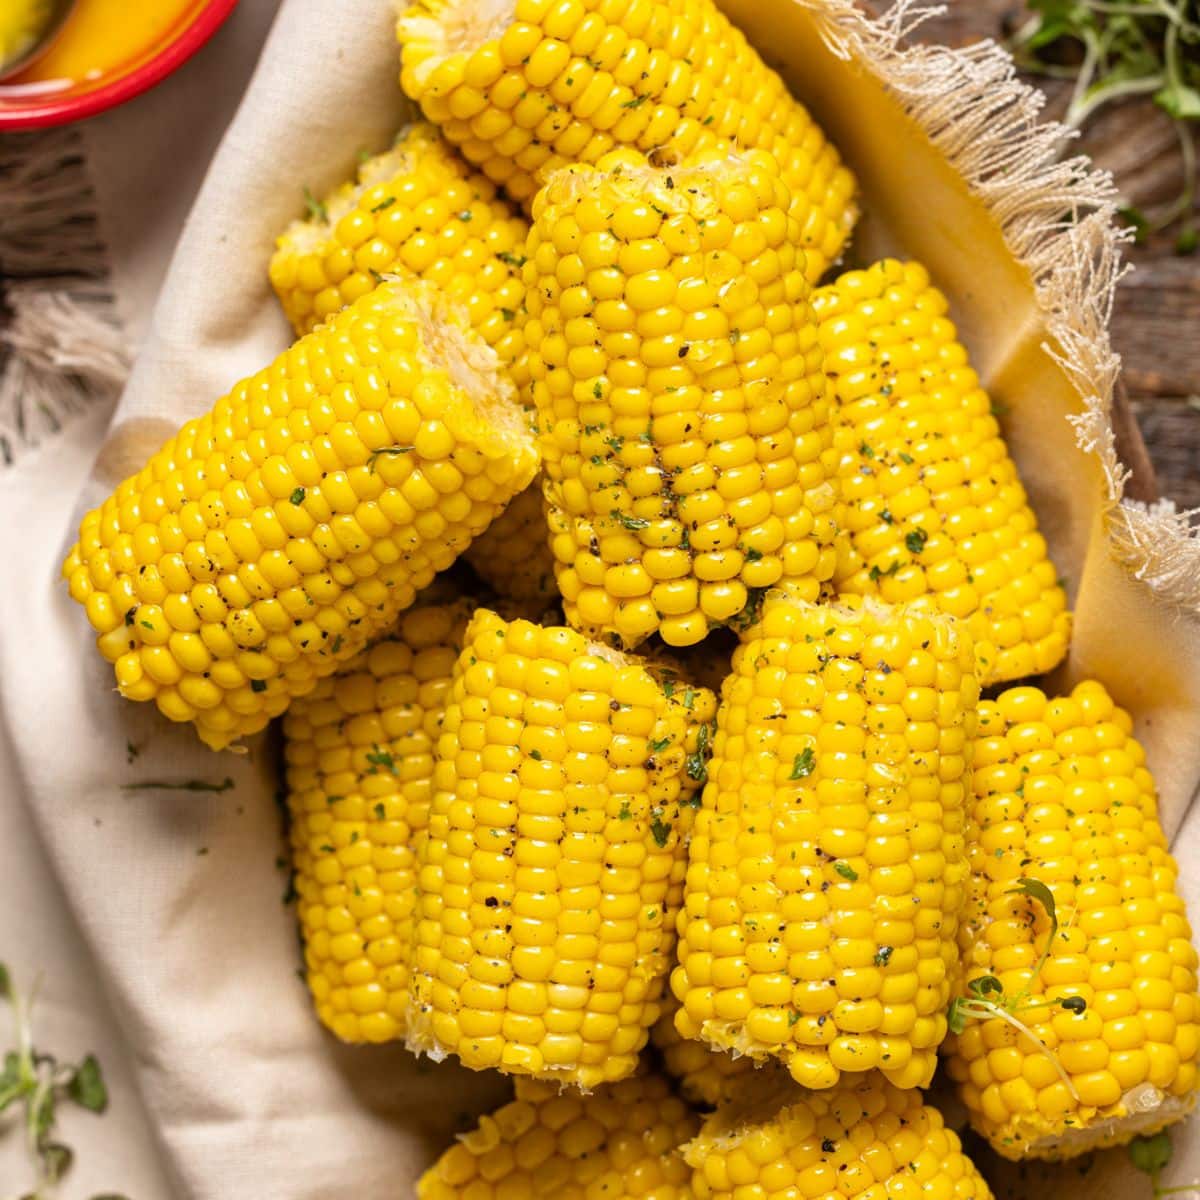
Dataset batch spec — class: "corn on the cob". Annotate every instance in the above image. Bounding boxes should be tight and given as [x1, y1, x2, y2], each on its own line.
[396, 0, 857, 281]
[419, 1073, 698, 1199]
[813, 259, 1070, 686]
[464, 481, 559, 609]
[652, 992, 760, 1109]
[684, 1072, 995, 1200]
[62, 280, 539, 750]
[269, 122, 529, 377]
[408, 607, 716, 1087]
[524, 149, 836, 649]
[282, 598, 472, 1043]
[672, 592, 978, 1091]
[945, 680, 1200, 1160]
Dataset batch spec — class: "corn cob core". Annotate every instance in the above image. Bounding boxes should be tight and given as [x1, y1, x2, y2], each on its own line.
[408, 607, 716, 1087]
[464, 480, 559, 608]
[651, 991, 761, 1109]
[418, 1073, 699, 1198]
[813, 259, 1070, 686]
[685, 1073, 994, 1200]
[62, 280, 538, 749]
[524, 149, 836, 649]
[282, 599, 472, 1044]
[673, 592, 978, 1091]
[396, 0, 858, 281]
[269, 122, 529, 375]
[946, 681, 1200, 1160]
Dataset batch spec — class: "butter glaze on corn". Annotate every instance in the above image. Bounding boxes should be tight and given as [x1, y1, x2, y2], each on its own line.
[673, 593, 978, 1091]
[283, 598, 472, 1043]
[396, 0, 857, 280]
[524, 150, 836, 648]
[408, 607, 716, 1087]
[946, 681, 1200, 1160]
[685, 1072, 995, 1200]
[813, 259, 1070, 685]
[419, 1073, 698, 1199]
[62, 281, 538, 749]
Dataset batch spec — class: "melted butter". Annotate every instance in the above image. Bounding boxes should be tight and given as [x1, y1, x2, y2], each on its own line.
[11, 0, 199, 86]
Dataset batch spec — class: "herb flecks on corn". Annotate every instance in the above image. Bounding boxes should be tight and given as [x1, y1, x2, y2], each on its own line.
[652, 991, 761, 1110]
[673, 593, 978, 1090]
[408, 608, 716, 1087]
[283, 599, 472, 1043]
[270, 123, 529, 387]
[813, 259, 1070, 685]
[62, 280, 539, 749]
[464, 481, 558, 609]
[525, 150, 836, 649]
[684, 1072, 995, 1200]
[396, 0, 858, 280]
[419, 1073, 698, 1199]
[946, 681, 1200, 1160]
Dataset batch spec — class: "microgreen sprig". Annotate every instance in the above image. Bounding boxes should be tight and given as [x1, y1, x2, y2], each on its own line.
[1130, 1129, 1200, 1197]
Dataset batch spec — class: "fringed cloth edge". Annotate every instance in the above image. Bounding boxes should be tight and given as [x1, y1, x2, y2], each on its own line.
[799, 0, 1200, 615]
[0, 127, 129, 466]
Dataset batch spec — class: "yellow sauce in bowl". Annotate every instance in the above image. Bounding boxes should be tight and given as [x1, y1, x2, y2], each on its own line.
[0, 0, 53, 69]
[10, 0, 199, 88]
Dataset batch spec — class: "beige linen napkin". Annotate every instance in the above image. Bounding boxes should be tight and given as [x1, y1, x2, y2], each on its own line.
[1, 1, 1197, 1197]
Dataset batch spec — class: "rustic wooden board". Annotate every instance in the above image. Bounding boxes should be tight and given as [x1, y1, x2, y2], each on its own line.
[865, 0, 1199, 511]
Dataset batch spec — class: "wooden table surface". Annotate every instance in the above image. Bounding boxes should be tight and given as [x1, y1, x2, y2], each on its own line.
[869, 0, 1199, 512]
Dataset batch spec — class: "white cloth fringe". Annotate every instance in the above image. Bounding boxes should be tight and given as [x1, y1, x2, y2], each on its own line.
[0, 128, 127, 465]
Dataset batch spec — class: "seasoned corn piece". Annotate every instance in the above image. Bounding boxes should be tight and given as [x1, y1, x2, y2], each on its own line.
[685, 1072, 994, 1200]
[524, 149, 836, 648]
[813, 259, 1070, 685]
[270, 122, 529, 382]
[62, 280, 539, 749]
[652, 992, 760, 1109]
[283, 599, 472, 1043]
[396, 0, 857, 280]
[673, 592, 978, 1090]
[419, 1073, 698, 1198]
[946, 680, 1200, 1159]
[408, 607, 716, 1088]
[464, 481, 558, 608]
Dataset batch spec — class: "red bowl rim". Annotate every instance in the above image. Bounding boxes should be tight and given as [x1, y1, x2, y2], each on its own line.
[0, 0, 241, 131]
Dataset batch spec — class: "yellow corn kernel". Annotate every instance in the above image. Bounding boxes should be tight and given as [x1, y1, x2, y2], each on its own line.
[523, 149, 836, 648]
[407, 607, 716, 1088]
[270, 122, 529, 376]
[464, 481, 558, 609]
[419, 1073, 697, 1199]
[685, 1073, 994, 1200]
[396, 0, 857, 280]
[673, 591, 978, 1091]
[283, 597, 472, 1043]
[62, 280, 539, 749]
[813, 259, 1071, 685]
[652, 991, 762, 1109]
[945, 680, 1200, 1160]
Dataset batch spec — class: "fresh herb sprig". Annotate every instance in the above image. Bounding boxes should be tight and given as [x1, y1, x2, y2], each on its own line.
[1009, 0, 1200, 251]
[1129, 1129, 1200, 1197]
[0, 963, 127, 1200]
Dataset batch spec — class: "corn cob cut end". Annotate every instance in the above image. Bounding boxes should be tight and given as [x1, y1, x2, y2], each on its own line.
[283, 597, 473, 1043]
[418, 1073, 699, 1199]
[683, 1073, 995, 1200]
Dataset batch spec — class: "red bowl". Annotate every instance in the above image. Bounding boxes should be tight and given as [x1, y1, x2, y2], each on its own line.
[0, 0, 240, 131]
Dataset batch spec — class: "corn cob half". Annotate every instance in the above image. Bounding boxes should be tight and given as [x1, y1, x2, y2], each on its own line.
[813, 259, 1071, 686]
[652, 991, 761, 1110]
[62, 280, 539, 749]
[282, 597, 472, 1043]
[408, 607, 716, 1088]
[463, 480, 558, 610]
[419, 1072, 698, 1199]
[396, 0, 857, 281]
[946, 680, 1200, 1160]
[525, 149, 837, 649]
[270, 122, 529, 366]
[685, 1072, 994, 1200]
[673, 592, 978, 1090]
